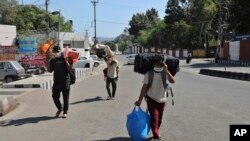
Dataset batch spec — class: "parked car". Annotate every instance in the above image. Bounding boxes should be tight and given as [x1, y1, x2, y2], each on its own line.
[73, 56, 100, 68]
[90, 55, 102, 67]
[126, 54, 136, 65]
[0, 61, 30, 83]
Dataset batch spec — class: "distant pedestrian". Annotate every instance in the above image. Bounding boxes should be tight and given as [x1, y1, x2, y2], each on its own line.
[46, 45, 73, 118]
[105, 56, 119, 100]
[134, 57, 175, 141]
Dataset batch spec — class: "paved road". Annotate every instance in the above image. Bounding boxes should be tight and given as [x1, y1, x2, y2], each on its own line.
[0, 55, 249, 141]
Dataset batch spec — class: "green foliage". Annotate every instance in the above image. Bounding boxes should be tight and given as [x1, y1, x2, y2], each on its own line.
[128, 8, 159, 38]
[0, 2, 73, 36]
[228, 0, 250, 34]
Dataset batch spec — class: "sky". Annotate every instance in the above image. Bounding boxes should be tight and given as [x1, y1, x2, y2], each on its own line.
[22, 0, 168, 38]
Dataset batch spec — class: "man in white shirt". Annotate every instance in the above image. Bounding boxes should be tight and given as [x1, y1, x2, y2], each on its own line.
[105, 56, 119, 99]
[135, 59, 175, 141]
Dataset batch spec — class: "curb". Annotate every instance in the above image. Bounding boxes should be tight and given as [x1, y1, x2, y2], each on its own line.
[2, 68, 92, 90]
[199, 69, 250, 81]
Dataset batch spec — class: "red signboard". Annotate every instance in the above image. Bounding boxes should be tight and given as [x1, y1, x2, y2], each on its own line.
[0, 46, 17, 61]
[0, 46, 17, 54]
[0, 54, 16, 61]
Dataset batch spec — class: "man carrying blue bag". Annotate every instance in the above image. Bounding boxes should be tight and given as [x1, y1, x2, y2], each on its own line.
[134, 56, 176, 141]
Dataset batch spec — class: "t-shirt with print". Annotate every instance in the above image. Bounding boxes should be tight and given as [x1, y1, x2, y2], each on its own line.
[143, 71, 167, 103]
[50, 56, 70, 83]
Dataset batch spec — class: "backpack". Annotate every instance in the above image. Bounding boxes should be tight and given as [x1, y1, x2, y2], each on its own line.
[147, 69, 168, 90]
[134, 53, 180, 76]
[69, 69, 76, 85]
[146, 69, 174, 105]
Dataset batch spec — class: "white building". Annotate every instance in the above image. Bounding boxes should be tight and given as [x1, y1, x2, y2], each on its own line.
[0, 24, 16, 46]
[34, 31, 92, 58]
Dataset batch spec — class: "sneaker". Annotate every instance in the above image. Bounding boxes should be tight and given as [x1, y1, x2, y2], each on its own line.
[62, 113, 67, 118]
[106, 96, 111, 100]
[154, 137, 162, 141]
[56, 110, 62, 117]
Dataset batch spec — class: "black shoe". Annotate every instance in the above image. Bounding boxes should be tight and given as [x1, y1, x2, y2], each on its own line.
[56, 110, 62, 117]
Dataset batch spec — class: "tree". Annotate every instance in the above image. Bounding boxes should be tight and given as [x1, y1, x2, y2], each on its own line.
[228, 0, 250, 34]
[164, 0, 184, 25]
[1, 3, 72, 36]
[128, 8, 159, 39]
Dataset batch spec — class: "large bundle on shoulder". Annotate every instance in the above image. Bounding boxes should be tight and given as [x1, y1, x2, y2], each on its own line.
[134, 53, 180, 76]
[94, 44, 113, 58]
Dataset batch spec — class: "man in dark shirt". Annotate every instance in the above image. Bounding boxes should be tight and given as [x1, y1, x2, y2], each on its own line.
[47, 45, 72, 118]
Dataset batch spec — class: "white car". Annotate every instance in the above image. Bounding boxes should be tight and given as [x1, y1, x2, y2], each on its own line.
[126, 54, 136, 65]
[73, 56, 100, 68]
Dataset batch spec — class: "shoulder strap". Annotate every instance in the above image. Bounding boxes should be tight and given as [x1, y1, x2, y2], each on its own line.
[148, 69, 168, 90]
[147, 69, 154, 90]
[160, 71, 168, 89]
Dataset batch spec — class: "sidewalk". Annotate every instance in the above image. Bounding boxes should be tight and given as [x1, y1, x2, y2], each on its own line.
[0, 68, 93, 116]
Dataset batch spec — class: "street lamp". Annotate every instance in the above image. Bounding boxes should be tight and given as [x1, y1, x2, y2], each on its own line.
[52, 10, 61, 46]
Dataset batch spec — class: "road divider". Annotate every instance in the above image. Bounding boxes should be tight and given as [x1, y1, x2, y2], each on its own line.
[199, 69, 250, 81]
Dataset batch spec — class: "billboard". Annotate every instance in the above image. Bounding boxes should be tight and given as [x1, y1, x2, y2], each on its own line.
[18, 37, 37, 54]
[0, 46, 17, 61]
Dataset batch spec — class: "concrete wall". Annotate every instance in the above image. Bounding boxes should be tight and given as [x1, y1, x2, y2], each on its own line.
[240, 40, 250, 61]
[0, 25, 16, 46]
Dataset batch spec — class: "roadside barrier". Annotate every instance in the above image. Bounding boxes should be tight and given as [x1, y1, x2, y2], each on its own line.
[199, 69, 250, 81]
[216, 60, 250, 67]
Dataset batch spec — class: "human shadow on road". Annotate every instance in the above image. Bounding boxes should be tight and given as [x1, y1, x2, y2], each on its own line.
[0, 116, 57, 127]
[70, 96, 104, 105]
[93, 137, 153, 141]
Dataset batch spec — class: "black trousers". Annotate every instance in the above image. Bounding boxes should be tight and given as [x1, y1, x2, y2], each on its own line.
[106, 77, 117, 97]
[52, 81, 70, 114]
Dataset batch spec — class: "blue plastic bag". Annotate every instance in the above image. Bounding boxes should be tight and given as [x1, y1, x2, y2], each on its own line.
[126, 106, 151, 141]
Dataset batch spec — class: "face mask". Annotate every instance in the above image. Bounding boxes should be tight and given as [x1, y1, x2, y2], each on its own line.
[55, 52, 61, 58]
[154, 67, 163, 72]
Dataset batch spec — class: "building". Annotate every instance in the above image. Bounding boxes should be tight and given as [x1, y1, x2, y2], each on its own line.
[223, 35, 250, 61]
[0, 24, 16, 46]
[124, 44, 144, 54]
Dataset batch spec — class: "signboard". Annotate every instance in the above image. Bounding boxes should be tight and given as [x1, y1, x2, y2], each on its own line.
[232, 35, 250, 41]
[0, 46, 17, 61]
[0, 46, 17, 54]
[0, 54, 16, 61]
[18, 37, 37, 54]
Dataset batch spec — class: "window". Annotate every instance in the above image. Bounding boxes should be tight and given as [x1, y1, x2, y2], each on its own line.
[6, 62, 13, 69]
[0, 62, 4, 69]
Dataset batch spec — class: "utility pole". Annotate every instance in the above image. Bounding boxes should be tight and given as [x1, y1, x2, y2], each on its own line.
[91, 0, 99, 45]
[217, 0, 223, 60]
[52, 10, 60, 46]
[45, 0, 49, 38]
[84, 29, 89, 37]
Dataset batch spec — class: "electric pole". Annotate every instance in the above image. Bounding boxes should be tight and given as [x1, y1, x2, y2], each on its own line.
[217, 0, 223, 60]
[91, 0, 99, 45]
[45, 0, 49, 38]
